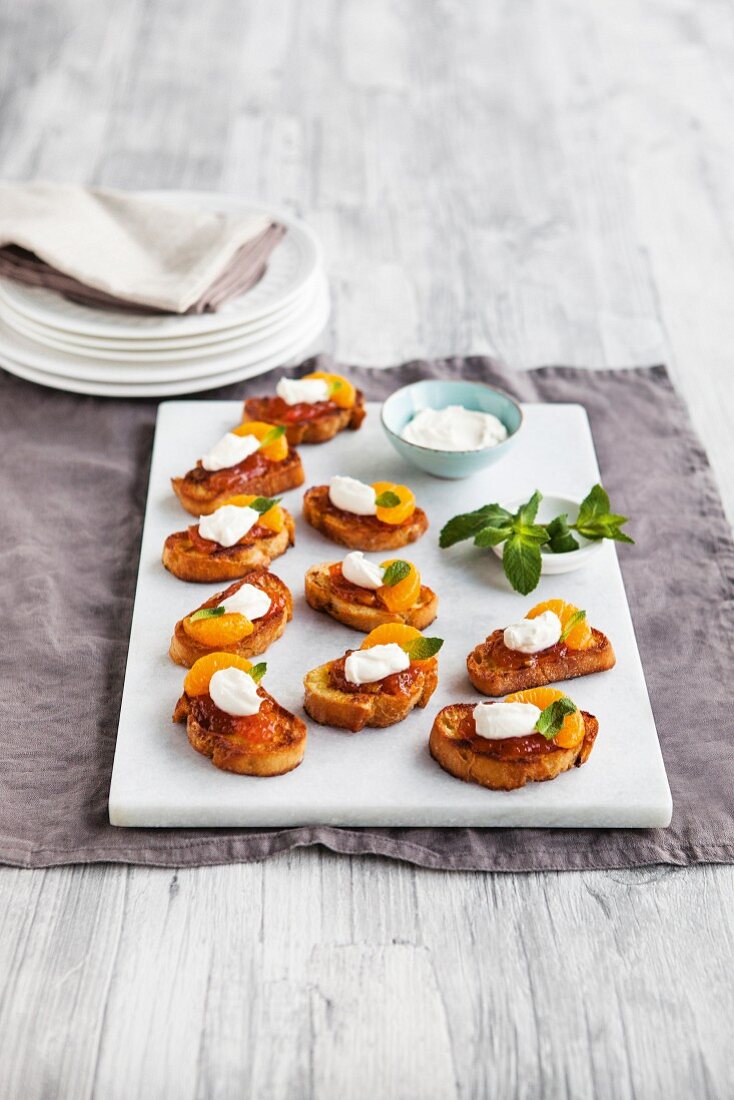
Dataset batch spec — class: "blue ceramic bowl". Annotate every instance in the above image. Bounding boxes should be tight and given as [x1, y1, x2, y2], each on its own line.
[380, 380, 524, 479]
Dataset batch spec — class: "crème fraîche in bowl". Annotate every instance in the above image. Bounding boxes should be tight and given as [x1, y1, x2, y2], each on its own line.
[380, 379, 523, 478]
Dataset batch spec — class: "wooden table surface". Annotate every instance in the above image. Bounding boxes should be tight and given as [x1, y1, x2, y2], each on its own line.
[1, 1, 733, 1096]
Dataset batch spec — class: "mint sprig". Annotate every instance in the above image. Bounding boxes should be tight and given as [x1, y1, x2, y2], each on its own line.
[439, 483, 633, 594]
[403, 637, 443, 661]
[189, 605, 226, 622]
[381, 560, 411, 587]
[560, 608, 586, 642]
[534, 696, 577, 740]
[248, 662, 267, 683]
[374, 490, 401, 508]
[249, 496, 280, 515]
[259, 425, 286, 449]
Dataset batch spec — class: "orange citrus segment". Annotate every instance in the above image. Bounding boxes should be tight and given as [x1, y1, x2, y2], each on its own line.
[372, 481, 416, 525]
[377, 559, 421, 612]
[184, 652, 253, 696]
[527, 599, 593, 650]
[360, 623, 421, 650]
[506, 686, 585, 748]
[232, 420, 288, 462]
[303, 371, 356, 409]
[222, 494, 285, 533]
[182, 613, 254, 647]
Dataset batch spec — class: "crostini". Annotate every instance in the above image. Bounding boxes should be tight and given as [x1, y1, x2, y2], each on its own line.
[467, 599, 615, 696]
[169, 569, 293, 668]
[303, 623, 442, 732]
[172, 420, 304, 516]
[430, 687, 598, 791]
[173, 653, 306, 776]
[243, 370, 366, 445]
[303, 475, 428, 551]
[162, 495, 295, 582]
[304, 552, 438, 631]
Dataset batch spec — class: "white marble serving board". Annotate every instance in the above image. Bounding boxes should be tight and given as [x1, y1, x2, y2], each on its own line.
[109, 400, 672, 828]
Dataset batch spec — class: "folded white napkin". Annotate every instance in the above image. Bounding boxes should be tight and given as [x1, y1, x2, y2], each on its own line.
[0, 182, 274, 313]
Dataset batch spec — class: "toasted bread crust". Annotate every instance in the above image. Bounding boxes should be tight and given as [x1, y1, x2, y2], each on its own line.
[303, 485, 429, 551]
[304, 562, 438, 632]
[303, 659, 438, 732]
[169, 571, 293, 667]
[174, 690, 306, 776]
[162, 511, 295, 582]
[172, 449, 305, 517]
[466, 628, 616, 696]
[429, 703, 599, 790]
[243, 390, 366, 445]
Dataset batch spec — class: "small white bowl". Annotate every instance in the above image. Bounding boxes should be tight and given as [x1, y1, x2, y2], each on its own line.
[491, 493, 603, 575]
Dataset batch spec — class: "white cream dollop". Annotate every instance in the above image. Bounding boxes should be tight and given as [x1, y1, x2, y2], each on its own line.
[473, 701, 542, 740]
[208, 666, 262, 717]
[198, 504, 259, 548]
[402, 405, 508, 452]
[341, 551, 384, 590]
[329, 475, 377, 516]
[276, 377, 331, 406]
[201, 432, 260, 472]
[344, 642, 410, 685]
[503, 611, 562, 654]
[219, 582, 272, 621]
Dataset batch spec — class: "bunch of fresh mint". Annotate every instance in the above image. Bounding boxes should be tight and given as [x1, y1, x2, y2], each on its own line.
[439, 484, 633, 595]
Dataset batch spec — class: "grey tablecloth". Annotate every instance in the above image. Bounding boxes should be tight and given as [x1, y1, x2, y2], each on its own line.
[1, 358, 732, 871]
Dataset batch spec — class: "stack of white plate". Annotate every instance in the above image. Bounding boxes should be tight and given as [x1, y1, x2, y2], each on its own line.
[0, 191, 330, 397]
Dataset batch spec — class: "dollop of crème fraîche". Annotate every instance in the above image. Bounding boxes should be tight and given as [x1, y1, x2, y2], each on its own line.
[341, 551, 384, 589]
[219, 583, 272, 619]
[201, 432, 260, 472]
[401, 405, 508, 452]
[503, 610, 562, 654]
[197, 504, 260, 547]
[276, 376, 331, 405]
[328, 475, 377, 516]
[473, 701, 542, 739]
[344, 642, 410, 685]
[208, 666, 262, 716]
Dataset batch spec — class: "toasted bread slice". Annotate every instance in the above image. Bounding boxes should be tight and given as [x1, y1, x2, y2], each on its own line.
[243, 390, 366, 445]
[429, 702, 599, 791]
[162, 511, 295, 582]
[304, 561, 438, 632]
[169, 570, 293, 667]
[173, 688, 306, 776]
[172, 449, 304, 516]
[467, 628, 616, 696]
[303, 657, 438, 732]
[303, 485, 428, 551]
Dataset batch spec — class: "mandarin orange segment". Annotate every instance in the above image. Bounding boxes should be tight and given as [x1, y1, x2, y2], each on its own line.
[222, 494, 285, 534]
[360, 623, 422, 650]
[377, 559, 421, 612]
[372, 481, 416, 525]
[506, 686, 585, 748]
[527, 599, 593, 650]
[182, 612, 254, 647]
[304, 371, 356, 409]
[232, 420, 289, 462]
[184, 652, 253, 696]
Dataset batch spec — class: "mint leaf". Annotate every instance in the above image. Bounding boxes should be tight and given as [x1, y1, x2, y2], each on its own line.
[189, 605, 226, 622]
[248, 662, 267, 683]
[381, 560, 411, 586]
[535, 696, 578, 740]
[576, 483, 610, 523]
[375, 490, 401, 508]
[249, 496, 280, 515]
[259, 425, 286, 448]
[474, 524, 512, 548]
[502, 536, 544, 595]
[403, 636, 443, 660]
[439, 504, 512, 548]
[546, 514, 580, 554]
[560, 608, 586, 642]
[572, 483, 634, 545]
[517, 490, 542, 525]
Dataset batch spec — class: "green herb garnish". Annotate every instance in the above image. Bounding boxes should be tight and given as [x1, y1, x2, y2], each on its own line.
[249, 496, 280, 515]
[374, 490, 401, 509]
[574, 484, 634, 544]
[545, 514, 579, 554]
[259, 425, 286, 448]
[189, 605, 226, 622]
[560, 608, 586, 642]
[248, 662, 267, 683]
[381, 560, 411, 587]
[403, 637, 444, 660]
[534, 696, 577, 740]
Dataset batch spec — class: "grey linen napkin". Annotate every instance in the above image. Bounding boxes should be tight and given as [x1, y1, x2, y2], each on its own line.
[0, 358, 732, 871]
[0, 183, 285, 314]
